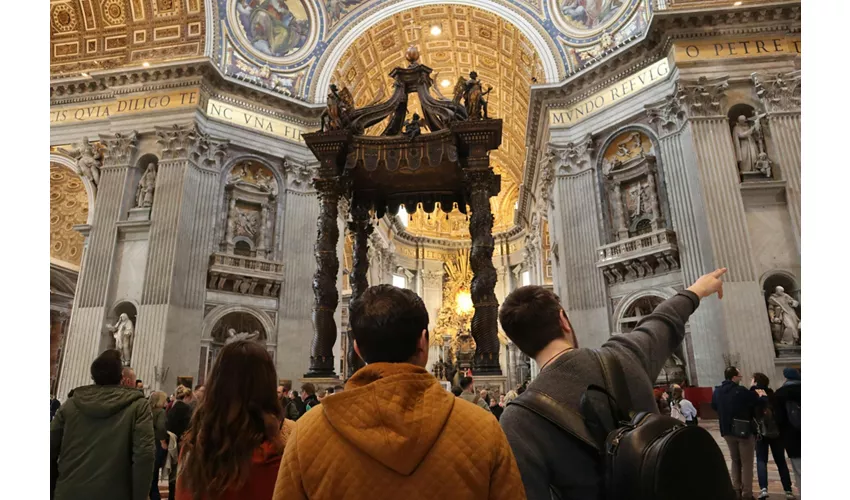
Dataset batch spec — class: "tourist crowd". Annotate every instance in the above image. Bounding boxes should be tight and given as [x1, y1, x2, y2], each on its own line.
[49, 268, 802, 500]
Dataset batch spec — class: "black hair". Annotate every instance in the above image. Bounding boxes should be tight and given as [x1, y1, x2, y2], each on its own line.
[91, 349, 123, 386]
[724, 366, 740, 381]
[752, 372, 770, 388]
[500, 286, 568, 358]
[349, 285, 429, 364]
[459, 376, 473, 390]
[451, 386, 463, 397]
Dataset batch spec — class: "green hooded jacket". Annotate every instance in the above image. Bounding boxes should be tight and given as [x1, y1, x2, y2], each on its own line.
[50, 385, 155, 500]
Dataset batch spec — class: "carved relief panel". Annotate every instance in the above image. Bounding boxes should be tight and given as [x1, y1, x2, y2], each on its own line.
[222, 161, 279, 258]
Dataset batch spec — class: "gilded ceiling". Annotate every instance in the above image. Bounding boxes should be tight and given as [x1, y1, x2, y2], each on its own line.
[50, 164, 89, 269]
[332, 5, 542, 238]
[50, 0, 206, 76]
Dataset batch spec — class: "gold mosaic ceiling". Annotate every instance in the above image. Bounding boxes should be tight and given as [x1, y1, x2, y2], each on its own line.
[50, 164, 89, 269]
[50, 0, 206, 76]
[332, 5, 543, 239]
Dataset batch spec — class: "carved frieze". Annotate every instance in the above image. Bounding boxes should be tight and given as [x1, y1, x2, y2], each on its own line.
[752, 71, 801, 114]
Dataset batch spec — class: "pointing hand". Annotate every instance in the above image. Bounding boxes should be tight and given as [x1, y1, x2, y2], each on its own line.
[686, 268, 727, 300]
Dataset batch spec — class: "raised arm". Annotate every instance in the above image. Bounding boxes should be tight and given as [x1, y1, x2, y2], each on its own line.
[603, 269, 727, 381]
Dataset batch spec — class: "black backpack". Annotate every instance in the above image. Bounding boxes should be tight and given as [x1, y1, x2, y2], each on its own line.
[756, 403, 781, 439]
[785, 400, 801, 429]
[510, 350, 735, 500]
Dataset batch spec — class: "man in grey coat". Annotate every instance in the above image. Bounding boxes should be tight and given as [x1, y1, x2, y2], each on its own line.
[499, 268, 727, 500]
[50, 349, 155, 500]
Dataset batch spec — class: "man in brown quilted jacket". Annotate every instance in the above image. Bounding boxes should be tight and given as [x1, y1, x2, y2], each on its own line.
[273, 284, 526, 500]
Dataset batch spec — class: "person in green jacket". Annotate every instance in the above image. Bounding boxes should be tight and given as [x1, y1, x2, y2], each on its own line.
[50, 349, 155, 500]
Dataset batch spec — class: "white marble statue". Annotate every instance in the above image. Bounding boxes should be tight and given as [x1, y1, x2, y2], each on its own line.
[224, 328, 260, 344]
[754, 152, 773, 178]
[732, 115, 760, 174]
[135, 163, 157, 208]
[768, 286, 800, 345]
[61, 138, 102, 187]
[109, 313, 135, 365]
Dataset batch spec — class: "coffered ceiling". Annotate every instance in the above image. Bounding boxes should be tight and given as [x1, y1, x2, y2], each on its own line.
[332, 5, 543, 239]
[50, 0, 206, 77]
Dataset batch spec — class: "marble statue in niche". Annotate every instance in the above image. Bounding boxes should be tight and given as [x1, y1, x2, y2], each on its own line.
[108, 313, 134, 365]
[768, 286, 800, 346]
[225, 328, 261, 344]
[732, 113, 771, 179]
[135, 163, 157, 208]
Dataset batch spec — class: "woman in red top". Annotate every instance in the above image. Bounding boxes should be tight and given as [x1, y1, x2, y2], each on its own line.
[176, 339, 295, 500]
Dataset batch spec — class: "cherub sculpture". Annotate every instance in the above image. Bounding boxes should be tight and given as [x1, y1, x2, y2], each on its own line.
[403, 113, 425, 140]
[320, 84, 354, 132]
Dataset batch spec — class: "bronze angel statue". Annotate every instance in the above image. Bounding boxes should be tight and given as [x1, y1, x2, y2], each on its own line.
[402, 112, 425, 140]
[320, 84, 355, 132]
[452, 71, 493, 120]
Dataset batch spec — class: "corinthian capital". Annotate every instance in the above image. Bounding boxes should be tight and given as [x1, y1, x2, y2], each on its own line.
[190, 130, 229, 170]
[98, 131, 139, 168]
[752, 70, 801, 113]
[646, 92, 687, 135]
[550, 134, 595, 175]
[676, 76, 729, 118]
[156, 124, 198, 160]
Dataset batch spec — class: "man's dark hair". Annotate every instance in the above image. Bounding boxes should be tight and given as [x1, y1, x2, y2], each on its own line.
[301, 382, 316, 396]
[724, 366, 740, 381]
[451, 386, 463, 397]
[136, 379, 143, 384]
[91, 349, 123, 386]
[459, 376, 473, 390]
[499, 286, 567, 358]
[349, 284, 429, 364]
[752, 372, 770, 388]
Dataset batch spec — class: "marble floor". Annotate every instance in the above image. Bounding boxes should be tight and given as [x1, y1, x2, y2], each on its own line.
[703, 421, 800, 498]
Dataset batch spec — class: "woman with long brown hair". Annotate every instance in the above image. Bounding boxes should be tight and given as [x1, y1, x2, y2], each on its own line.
[176, 339, 294, 500]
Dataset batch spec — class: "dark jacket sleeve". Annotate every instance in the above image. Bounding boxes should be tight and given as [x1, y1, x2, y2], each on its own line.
[132, 400, 156, 500]
[602, 291, 700, 382]
[286, 400, 300, 421]
[50, 404, 66, 499]
[153, 409, 167, 443]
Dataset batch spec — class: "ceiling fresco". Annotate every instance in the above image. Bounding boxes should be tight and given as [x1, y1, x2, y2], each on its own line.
[50, 0, 207, 76]
[212, 0, 651, 103]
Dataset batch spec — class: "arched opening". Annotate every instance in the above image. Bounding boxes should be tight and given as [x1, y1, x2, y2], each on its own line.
[199, 310, 270, 385]
[234, 239, 253, 257]
[617, 293, 687, 386]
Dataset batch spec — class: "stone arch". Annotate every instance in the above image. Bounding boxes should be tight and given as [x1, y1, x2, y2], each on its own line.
[50, 159, 92, 270]
[220, 154, 284, 190]
[50, 153, 94, 224]
[613, 286, 677, 334]
[311, 0, 562, 103]
[595, 123, 661, 174]
[201, 305, 275, 344]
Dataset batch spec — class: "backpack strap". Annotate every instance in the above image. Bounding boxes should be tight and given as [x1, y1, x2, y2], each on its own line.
[508, 389, 600, 452]
[592, 349, 634, 421]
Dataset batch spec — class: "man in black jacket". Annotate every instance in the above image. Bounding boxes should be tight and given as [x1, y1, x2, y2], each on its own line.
[499, 268, 727, 500]
[301, 382, 320, 411]
[712, 366, 763, 500]
[165, 385, 193, 500]
[774, 368, 801, 495]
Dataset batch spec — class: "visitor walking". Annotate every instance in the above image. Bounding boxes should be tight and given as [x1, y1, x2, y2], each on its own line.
[50, 350, 155, 500]
[176, 340, 295, 500]
[149, 391, 169, 500]
[774, 368, 801, 496]
[670, 385, 698, 426]
[712, 366, 764, 500]
[498, 268, 727, 500]
[750, 373, 795, 499]
[272, 284, 525, 499]
[300, 382, 320, 411]
[166, 385, 193, 500]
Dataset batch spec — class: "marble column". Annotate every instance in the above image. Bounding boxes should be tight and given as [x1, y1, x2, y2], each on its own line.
[753, 71, 801, 253]
[548, 136, 610, 349]
[135, 125, 229, 391]
[57, 132, 139, 397]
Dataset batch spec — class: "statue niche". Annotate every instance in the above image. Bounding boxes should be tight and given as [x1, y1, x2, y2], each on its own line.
[728, 104, 773, 181]
[763, 273, 801, 357]
[601, 132, 666, 241]
[222, 161, 278, 258]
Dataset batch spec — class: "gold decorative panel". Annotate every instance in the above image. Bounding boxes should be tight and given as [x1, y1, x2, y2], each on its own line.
[50, 164, 89, 269]
[333, 5, 542, 239]
[50, 0, 206, 76]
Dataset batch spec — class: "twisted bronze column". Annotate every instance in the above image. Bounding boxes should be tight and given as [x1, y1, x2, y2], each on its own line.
[346, 204, 372, 378]
[305, 177, 341, 378]
[465, 168, 502, 375]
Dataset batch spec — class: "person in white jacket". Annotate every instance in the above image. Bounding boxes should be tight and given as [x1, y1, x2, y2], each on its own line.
[670, 385, 698, 425]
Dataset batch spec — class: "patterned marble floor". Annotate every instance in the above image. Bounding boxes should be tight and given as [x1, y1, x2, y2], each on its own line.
[702, 421, 800, 498]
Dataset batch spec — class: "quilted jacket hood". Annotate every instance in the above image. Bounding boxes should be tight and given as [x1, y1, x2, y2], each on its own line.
[322, 362, 454, 476]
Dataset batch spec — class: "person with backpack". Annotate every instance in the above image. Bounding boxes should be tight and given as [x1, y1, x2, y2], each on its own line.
[773, 368, 801, 495]
[670, 385, 698, 426]
[712, 366, 764, 500]
[750, 373, 795, 499]
[499, 268, 733, 500]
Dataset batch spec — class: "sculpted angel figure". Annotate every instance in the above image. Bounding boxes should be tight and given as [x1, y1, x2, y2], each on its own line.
[320, 84, 354, 131]
[453, 71, 493, 120]
[225, 328, 261, 345]
[403, 113, 425, 140]
[60, 138, 102, 187]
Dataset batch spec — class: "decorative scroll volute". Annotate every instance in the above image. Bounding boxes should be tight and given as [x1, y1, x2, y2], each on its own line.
[99, 131, 139, 168]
